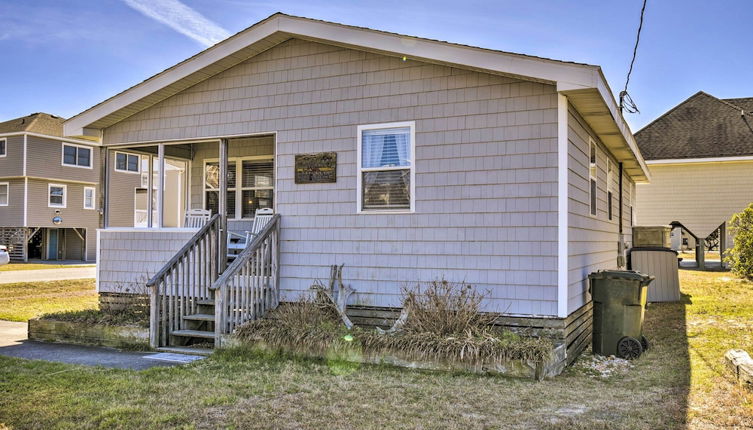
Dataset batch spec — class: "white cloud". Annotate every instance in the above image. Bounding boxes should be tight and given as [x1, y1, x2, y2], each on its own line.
[123, 0, 231, 47]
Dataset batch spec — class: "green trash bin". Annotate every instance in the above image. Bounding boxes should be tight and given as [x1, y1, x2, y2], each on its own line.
[589, 270, 654, 359]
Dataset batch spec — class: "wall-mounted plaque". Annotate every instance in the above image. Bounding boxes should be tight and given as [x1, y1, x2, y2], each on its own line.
[295, 152, 337, 184]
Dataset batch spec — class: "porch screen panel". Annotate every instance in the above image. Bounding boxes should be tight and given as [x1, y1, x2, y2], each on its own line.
[361, 127, 411, 210]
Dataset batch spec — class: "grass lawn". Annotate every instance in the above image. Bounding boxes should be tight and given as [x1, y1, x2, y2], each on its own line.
[0, 263, 94, 272]
[0, 271, 752, 429]
[0, 279, 97, 322]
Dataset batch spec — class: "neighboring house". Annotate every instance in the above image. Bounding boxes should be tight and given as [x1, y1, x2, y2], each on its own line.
[0, 113, 101, 262]
[63, 14, 649, 359]
[634, 91, 753, 268]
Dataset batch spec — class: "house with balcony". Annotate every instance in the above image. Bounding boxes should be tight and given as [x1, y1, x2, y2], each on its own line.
[0, 113, 100, 262]
[62, 14, 650, 359]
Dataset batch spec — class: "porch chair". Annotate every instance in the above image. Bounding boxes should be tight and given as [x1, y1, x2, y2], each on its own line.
[184, 209, 211, 228]
[227, 208, 275, 261]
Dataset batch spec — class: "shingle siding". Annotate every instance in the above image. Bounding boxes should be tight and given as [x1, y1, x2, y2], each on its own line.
[102, 38, 561, 316]
[567, 105, 635, 313]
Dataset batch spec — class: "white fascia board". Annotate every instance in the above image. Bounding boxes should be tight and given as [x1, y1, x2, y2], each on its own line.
[646, 155, 753, 165]
[65, 14, 601, 136]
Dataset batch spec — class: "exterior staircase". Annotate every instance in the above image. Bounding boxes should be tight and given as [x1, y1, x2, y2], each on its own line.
[147, 214, 281, 355]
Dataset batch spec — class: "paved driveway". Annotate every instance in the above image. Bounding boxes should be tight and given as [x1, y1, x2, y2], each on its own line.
[0, 267, 96, 284]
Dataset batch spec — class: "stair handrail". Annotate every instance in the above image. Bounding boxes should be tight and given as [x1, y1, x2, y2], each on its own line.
[147, 214, 221, 348]
[211, 214, 280, 346]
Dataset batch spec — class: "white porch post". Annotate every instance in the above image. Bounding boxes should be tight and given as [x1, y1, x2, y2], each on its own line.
[218, 139, 229, 272]
[157, 144, 165, 228]
[557, 93, 569, 318]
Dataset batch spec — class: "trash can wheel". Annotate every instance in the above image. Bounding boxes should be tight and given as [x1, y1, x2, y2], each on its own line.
[617, 336, 643, 360]
[640, 335, 649, 352]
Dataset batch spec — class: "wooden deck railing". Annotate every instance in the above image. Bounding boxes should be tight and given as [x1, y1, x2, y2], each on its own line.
[146, 214, 221, 348]
[211, 214, 280, 347]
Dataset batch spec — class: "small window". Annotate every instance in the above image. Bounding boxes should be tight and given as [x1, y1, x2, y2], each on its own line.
[0, 183, 8, 206]
[357, 122, 415, 212]
[83, 187, 96, 210]
[589, 138, 597, 217]
[62, 144, 92, 168]
[0, 138, 6, 157]
[48, 184, 66, 208]
[115, 152, 140, 173]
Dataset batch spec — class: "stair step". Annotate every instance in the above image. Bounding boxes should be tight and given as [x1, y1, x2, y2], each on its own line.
[156, 346, 214, 356]
[183, 313, 215, 322]
[196, 299, 215, 306]
[172, 329, 215, 339]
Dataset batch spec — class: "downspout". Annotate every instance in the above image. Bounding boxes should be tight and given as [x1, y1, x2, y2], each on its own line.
[618, 162, 625, 268]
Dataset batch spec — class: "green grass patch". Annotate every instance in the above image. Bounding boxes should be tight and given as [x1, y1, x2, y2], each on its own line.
[0, 279, 97, 322]
[0, 263, 94, 272]
[0, 271, 752, 428]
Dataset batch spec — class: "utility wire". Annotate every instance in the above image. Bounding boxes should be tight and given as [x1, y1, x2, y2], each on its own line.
[620, 0, 647, 114]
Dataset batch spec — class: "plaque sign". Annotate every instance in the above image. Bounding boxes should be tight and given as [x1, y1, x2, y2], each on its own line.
[295, 152, 337, 184]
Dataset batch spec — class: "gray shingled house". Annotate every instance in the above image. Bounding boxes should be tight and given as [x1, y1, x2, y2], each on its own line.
[0, 113, 100, 262]
[62, 14, 649, 360]
[635, 91, 753, 268]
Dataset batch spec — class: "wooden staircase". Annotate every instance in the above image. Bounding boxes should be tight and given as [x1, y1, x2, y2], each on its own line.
[147, 214, 281, 354]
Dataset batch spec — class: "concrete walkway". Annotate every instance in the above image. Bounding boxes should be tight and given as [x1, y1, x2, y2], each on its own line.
[0, 267, 96, 284]
[0, 320, 183, 370]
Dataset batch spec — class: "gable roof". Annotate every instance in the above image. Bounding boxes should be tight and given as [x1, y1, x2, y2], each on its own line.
[0, 112, 65, 136]
[63, 13, 649, 181]
[635, 91, 753, 161]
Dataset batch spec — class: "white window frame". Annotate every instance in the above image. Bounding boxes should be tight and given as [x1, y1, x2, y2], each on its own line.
[83, 186, 96, 210]
[356, 121, 416, 214]
[0, 182, 8, 206]
[61, 143, 93, 169]
[114, 151, 141, 174]
[0, 138, 6, 158]
[607, 158, 614, 221]
[588, 138, 598, 218]
[203, 155, 275, 220]
[48, 183, 67, 208]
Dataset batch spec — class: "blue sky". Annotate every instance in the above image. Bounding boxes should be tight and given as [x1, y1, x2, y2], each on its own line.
[2, 0, 752, 132]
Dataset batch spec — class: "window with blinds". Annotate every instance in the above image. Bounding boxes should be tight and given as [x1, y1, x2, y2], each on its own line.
[204, 158, 273, 219]
[358, 123, 414, 212]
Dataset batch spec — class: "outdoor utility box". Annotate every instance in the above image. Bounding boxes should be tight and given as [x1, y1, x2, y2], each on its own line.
[632, 226, 672, 248]
[589, 270, 654, 360]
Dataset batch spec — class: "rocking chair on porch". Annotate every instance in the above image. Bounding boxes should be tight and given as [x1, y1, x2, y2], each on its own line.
[227, 208, 275, 261]
[184, 209, 212, 228]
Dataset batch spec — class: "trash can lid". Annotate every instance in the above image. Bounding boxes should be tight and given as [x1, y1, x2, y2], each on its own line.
[588, 270, 653, 282]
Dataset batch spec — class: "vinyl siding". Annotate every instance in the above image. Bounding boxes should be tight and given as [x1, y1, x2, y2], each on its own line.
[636, 161, 753, 238]
[567, 105, 635, 313]
[26, 179, 99, 260]
[0, 178, 25, 227]
[106, 149, 143, 227]
[26, 135, 100, 184]
[102, 38, 560, 316]
[0, 135, 25, 177]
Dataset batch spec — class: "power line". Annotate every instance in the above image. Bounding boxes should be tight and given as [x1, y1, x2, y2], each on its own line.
[620, 0, 648, 114]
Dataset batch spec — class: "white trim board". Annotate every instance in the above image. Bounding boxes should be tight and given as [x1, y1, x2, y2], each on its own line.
[645, 155, 753, 165]
[556, 94, 568, 318]
[0, 132, 101, 146]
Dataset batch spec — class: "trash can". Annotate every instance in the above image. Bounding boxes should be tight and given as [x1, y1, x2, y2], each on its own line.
[589, 270, 654, 359]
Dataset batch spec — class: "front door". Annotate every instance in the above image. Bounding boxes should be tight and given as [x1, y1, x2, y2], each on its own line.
[47, 229, 59, 260]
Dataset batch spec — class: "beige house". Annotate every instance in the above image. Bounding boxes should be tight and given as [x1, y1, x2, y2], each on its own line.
[635, 91, 753, 268]
[62, 14, 649, 359]
[0, 113, 101, 261]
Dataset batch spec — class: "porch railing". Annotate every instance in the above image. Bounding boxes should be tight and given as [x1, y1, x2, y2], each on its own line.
[146, 214, 221, 348]
[211, 214, 280, 347]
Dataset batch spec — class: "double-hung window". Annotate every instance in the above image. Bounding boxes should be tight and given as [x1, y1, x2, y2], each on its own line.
[115, 152, 140, 173]
[357, 122, 415, 212]
[204, 158, 274, 219]
[0, 138, 6, 157]
[48, 184, 66, 208]
[589, 138, 598, 217]
[62, 144, 92, 168]
[0, 183, 8, 206]
[83, 187, 96, 210]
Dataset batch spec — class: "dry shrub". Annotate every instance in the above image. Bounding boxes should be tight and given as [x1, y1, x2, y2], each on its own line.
[235, 281, 553, 367]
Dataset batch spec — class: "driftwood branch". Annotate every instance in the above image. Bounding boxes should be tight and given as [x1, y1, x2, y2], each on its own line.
[311, 264, 355, 329]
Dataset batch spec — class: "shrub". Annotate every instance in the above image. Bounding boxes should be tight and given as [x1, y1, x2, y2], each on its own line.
[40, 308, 148, 327]
[726, 203, 753, 279]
